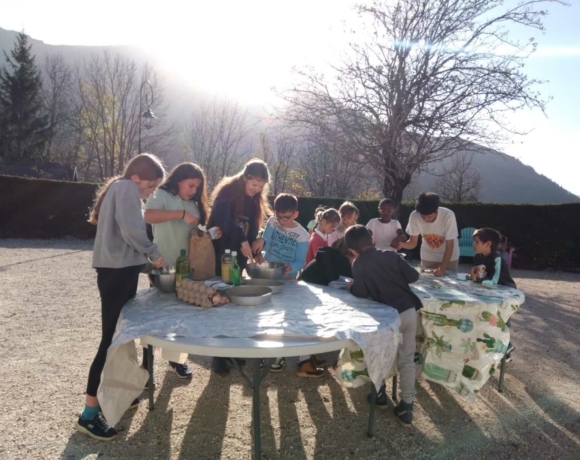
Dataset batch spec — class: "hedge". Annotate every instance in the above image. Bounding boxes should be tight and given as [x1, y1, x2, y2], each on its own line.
[1, 175, 579, 271]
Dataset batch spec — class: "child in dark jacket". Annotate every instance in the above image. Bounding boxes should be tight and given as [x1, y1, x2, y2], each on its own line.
[345, 225, 422, 427]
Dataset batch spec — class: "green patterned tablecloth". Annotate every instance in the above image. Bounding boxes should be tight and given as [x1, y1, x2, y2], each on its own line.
[411, 274, 525, 399]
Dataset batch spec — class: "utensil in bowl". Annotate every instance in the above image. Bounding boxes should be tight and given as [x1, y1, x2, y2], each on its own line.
[246, 262, 285, 280]
[148, 271, 176, 293]
[227, 285, 273, 306]
[242, 278, 284, 294]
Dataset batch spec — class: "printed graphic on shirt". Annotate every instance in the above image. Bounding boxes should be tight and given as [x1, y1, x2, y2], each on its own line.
[424, 234, 445, 249]
[268, 220, 309, 263]
[236, 215, 250, 237]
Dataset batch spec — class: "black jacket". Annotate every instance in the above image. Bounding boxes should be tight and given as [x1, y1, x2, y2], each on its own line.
[350, 247, 422, 314]
[298, 247, 353, 286]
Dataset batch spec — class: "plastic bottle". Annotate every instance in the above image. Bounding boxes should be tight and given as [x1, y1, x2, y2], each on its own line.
[230, 251, 241, 286]
[221, 249, 232, 283]
[176, 249, 190, 288]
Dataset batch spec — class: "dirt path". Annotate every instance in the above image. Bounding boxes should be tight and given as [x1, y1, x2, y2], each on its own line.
[1, 239, 579, 460]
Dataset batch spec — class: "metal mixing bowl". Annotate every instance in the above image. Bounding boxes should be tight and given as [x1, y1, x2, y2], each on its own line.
[246, 262, 285, 280]
[148, 272, 176, 293]
[227, 285, 273, 306]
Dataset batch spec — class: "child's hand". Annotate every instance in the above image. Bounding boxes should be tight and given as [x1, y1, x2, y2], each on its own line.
[240, 241, 253, 259]
[390, 240, 402, 250]
[346, 282, 353, 292]
[283, 264, 291, 275]
[152, 256, 164, 268]
[433, 267, 445, 277]
[470, 266, 478, 281]
[212, 227, 223, 239]
[183, 211, 198, 226]
[254, 254, 265, 264]
[252, 238, 265, 255]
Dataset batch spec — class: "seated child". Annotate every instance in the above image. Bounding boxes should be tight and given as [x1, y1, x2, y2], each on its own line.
[471, 228, 516, 288]
[366, 198, 406, 251]
[327, 201, 359, 246]
[471, 228, 517, 361]
[252, 194, 309, 372]
[345, 225, 422, 427]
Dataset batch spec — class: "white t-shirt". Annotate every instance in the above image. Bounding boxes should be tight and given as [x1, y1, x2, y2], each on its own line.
[366, 218, 402, 251]
[406, 207, 460, 262]
[145, 189, 200, 266]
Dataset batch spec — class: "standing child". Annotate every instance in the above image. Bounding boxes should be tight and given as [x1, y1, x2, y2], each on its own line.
[471, 228, 517, 361]
[144, 162, 220, 380]
[307, 206, 326, 236]
[366, 198, 406, 251]
[207, 159, 272, 376]
[252, 193, 309, 372]
[345, 225, 422, 427]
[305, 208, 341, 265]
[76, 153, 165, 441]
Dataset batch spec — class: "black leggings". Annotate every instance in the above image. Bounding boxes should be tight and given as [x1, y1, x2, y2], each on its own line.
[86, 265, 143, 397]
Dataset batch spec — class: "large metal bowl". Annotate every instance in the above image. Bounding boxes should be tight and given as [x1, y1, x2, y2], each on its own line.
[246, 262, 285, 280]
[227, 285, 272, 306]
[148, 272, 176, 293]
[242, 278, 284, 294]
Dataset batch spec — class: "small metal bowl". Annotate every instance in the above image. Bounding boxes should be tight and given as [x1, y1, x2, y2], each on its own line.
[246, 262, 285, 280]
[148, 272, 176, 293]
[227, 285, 273, 306]
[242, 278, 284, 294]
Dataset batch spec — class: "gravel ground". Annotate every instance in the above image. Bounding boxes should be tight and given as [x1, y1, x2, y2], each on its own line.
[1, 239, 579, 460]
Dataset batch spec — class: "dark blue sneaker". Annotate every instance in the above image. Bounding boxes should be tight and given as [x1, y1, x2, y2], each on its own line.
[76, 412, 118, 441]
[367, 383, 388, 410]
[394, 401, 413, 427]
[506, 342, 515, 354]
[168, 362, 193, 379]
[505, 353, 513, 363]
[129, 397, 141, 409]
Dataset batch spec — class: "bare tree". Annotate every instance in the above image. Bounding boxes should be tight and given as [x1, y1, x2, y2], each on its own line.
[259, 129, 298, 196]
[295, 127, 368, 198]
[182, 98, 253, 188]
[280, 0, 565, 202]
[42, 54, 76, 162]
[69, 52, 175, 180]
[436, 152, 482, 202]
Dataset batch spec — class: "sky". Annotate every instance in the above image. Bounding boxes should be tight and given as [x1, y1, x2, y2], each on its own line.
[1, 0, 579, 195]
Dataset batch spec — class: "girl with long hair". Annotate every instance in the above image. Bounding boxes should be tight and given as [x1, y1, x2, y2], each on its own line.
[143, 162, 218, 379]
[77, 153, 165, 441]
[207, 158, 272, 375]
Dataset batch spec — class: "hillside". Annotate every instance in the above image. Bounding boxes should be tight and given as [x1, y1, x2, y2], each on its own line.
[403, 146, 580, 204]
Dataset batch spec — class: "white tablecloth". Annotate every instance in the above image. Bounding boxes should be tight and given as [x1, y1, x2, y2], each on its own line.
[98, 281, 401, 426]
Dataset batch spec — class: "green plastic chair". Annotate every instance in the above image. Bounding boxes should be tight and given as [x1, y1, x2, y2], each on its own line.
[459, 227, 476, 258]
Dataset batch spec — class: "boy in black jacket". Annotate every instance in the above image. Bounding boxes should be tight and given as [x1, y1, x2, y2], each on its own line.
[345, 225, 421, 427]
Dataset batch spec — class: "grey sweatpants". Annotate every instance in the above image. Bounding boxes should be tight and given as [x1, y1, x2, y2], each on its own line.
[398, 308, 418, 404]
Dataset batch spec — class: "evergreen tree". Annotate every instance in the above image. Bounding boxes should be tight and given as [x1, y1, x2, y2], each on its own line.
[0, 31, 49, 161]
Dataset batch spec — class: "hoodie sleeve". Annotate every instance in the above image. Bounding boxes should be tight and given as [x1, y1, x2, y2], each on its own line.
[114, 181, 162, 261]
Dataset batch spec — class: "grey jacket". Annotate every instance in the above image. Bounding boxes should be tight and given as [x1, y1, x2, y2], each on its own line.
[350, 247, 422, 314]
[92, 180, 162, 268]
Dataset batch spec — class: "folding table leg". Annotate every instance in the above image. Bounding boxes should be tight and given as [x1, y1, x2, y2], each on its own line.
[391, 375, 398, 401]
[147, 345, 155, 410]
[252, 359, 262, 460]
[367, 384, 377, 438]
[498, 318, 511, 393]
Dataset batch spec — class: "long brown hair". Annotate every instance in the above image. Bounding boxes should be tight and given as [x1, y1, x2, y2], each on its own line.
[211, 159, 272, 229]
[89, 153, 165, 225]
[160, 162, 210, 225]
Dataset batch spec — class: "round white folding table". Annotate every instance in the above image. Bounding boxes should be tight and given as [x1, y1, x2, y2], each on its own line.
[140, 334, 382, 460]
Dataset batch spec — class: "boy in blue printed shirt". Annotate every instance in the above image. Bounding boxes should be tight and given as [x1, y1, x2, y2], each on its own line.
[253, 193, 309, 279]
[252, 194, 310, 372]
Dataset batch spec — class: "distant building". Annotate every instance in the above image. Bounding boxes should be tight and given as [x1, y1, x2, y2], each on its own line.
[0, 161, 78, 182]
